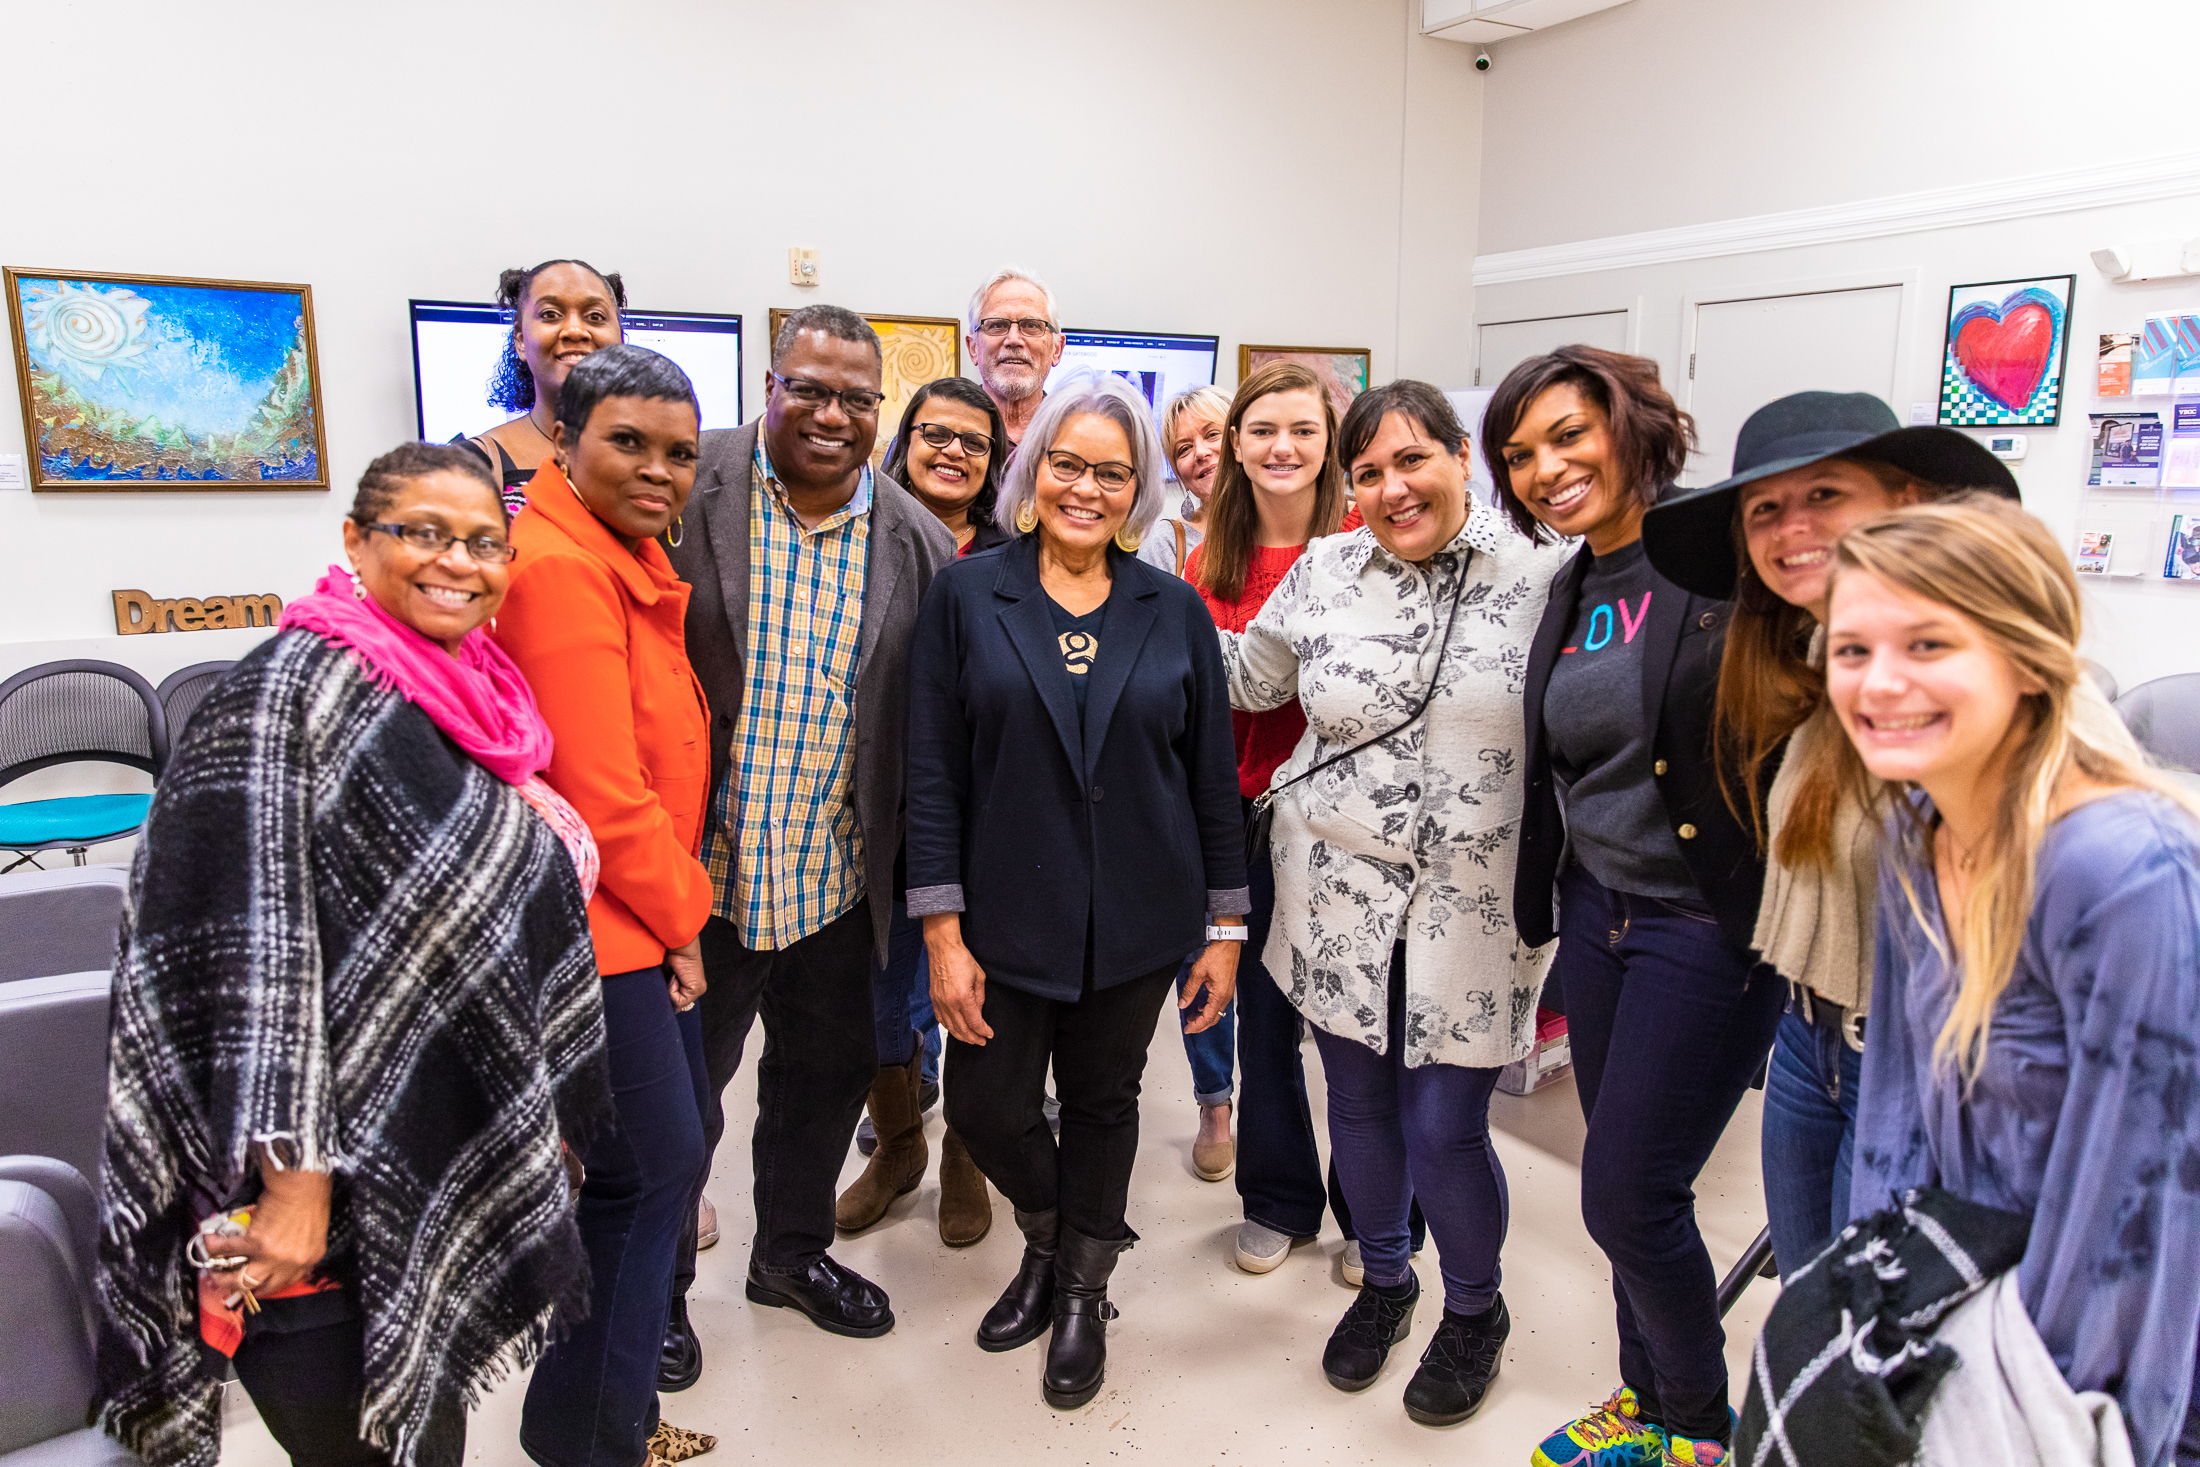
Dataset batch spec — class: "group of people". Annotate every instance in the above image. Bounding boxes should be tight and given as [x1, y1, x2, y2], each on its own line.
[84, 258, 2198, 1467]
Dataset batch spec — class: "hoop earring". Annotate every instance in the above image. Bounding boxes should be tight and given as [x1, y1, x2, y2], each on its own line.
[1015, 502, 1038, 534]
[1114, 524, 1143, 553]
[664, 515, 684, 549]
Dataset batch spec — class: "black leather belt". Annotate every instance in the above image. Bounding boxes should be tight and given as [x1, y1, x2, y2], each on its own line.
[1790, 981, 1866, 1053]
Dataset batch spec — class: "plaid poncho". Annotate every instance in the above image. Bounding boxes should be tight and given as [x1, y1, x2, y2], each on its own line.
[92, 630, 610, 1467]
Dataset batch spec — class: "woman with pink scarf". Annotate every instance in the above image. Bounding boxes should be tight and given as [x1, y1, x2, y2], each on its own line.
[94, 443, 606, 1467]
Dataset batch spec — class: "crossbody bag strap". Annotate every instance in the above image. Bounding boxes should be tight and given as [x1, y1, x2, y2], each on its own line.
[1250, 548, 1472, 818]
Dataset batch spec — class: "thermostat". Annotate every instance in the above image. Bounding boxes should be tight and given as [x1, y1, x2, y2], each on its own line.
[1983, 433, 2028, 461]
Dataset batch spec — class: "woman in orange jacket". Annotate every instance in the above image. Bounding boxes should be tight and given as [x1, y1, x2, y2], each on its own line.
[492, 346, 717, 1467]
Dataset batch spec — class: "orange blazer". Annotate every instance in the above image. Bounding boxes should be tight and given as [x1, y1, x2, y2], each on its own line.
[493, 462, 715, 975]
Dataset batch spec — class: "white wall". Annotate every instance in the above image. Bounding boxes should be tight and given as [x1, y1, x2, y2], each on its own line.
[1472, 0, 2200, 693]
[1, 0, 1484, 684]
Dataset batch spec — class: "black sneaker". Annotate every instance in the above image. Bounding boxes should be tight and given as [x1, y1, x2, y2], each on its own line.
[1322, 1273, 1419, 1391]
[1402, 1295, 1509, 1426]
[918, 1077, 940, 1113]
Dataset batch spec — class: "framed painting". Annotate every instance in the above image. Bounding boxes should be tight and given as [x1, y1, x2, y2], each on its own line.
[768, 308, 962, 468]
[5, 267, 328, 490]
[1239, 344, 1371, 414]
[1935, 274, 2073, 429]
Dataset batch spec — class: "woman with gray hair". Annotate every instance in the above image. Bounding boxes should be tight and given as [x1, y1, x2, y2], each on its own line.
[905, 370, 1249, 1408]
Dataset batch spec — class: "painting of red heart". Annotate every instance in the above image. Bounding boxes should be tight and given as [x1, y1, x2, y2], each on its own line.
[1937, 274, 2074, 428]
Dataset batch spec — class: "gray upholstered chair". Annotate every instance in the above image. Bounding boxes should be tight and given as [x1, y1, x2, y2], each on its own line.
[2080, 658, 2118, 704]
[153, 662, 236, 748]
[0, 973, 113, 1191]
[2116, 673, 2200, 773]
[0, 868, 127, 985]
[0, 1158, 138, 1465]
[0, 663, 168, 875]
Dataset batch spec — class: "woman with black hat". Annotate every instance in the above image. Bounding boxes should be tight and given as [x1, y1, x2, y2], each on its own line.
[1638, 391, 2018, 1284]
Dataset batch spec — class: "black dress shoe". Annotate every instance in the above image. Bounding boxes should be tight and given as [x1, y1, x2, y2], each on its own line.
[1402, 1295, 1509, 1426]
[744, 1254, 894, 1339]
[658, 1294, 702, 1392]
[1322, 1273, 1419, 1391]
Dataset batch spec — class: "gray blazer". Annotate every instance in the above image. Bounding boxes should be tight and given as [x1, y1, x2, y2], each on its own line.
[667, 419, 957, 960]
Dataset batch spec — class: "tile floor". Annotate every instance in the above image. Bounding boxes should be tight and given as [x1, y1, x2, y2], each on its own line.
[218, 1010, 1777, 1466]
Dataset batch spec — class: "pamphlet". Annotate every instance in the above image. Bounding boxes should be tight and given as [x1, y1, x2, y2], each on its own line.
[2134, 316, 2177, 395]
[2097, 333, 2133, 397]
[2165, 403, 2200, 489]
[2089, 411, 2164, 486]
[2074, 530, 2114, 575]
[2177, 316, 2200, 395]
[2165, 514, 2200, 580]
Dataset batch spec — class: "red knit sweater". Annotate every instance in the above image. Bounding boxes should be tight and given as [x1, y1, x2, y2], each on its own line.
[1189, 507, 1362, 798]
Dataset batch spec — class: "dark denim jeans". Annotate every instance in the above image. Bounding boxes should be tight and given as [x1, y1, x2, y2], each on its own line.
[1173, 951, 1236, 1104]
[1761, 999, 1863, 1279]
[870, 901, 925, 1068]
[1310, 944, 1505, 1316]
[1556, 862, 1783, 1443]
[522, 969, 708, 1467]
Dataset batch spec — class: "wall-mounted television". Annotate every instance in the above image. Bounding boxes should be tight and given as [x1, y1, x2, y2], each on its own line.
[1045, 329, 1220, 450]
[408, 300, 743, 443]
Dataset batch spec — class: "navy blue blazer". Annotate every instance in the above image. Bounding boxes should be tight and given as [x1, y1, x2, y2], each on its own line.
[904, 534, 1248, 1000]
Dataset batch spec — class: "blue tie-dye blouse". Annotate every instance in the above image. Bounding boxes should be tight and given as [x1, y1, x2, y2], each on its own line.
[1850, 789, 2200, 1467]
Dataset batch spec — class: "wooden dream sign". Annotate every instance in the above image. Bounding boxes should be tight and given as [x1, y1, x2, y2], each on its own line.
[112, 588, 282, 634]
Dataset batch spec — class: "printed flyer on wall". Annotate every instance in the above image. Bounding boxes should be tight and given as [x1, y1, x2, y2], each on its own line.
[2164, 403, 2200, 489]
[2074, 530, 2115, 575]
[2088, 411, 2163, 486]
[2097, 333, 2133, 397]
[2166, 514, 2200, 580]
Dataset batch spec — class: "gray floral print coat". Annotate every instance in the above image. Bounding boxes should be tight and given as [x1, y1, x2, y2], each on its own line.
[1219, 505, 1574, 1068]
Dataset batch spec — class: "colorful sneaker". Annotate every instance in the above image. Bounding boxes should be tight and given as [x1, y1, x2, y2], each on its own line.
[1530, 1388, 1665, 1467]
[1661, 1416, 1731, 1466]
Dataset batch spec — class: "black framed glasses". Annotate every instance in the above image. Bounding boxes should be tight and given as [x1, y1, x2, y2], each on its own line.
[1043, 450, 1136, 492]
[770, 372, 885, 416]
[360, 521, 518, 564]
[913, 422, 994, 458]
[976, 316, 1057, 339]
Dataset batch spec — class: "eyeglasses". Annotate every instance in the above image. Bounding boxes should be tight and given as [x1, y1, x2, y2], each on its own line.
[976, 317, 1057, 339]
[912, 423, 994, 458]
[770, 372, 885, 416]
[360, 521, 517, 564]
[1043, 450, 1136, 492]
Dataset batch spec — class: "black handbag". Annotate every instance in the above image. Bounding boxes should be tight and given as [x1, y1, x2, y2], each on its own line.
[1244, 555, 1471, 868]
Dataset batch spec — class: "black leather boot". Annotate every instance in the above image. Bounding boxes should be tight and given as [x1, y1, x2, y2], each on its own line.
[978, 1207, 1058, 1352]
[1042, 1224, 1130, 1409]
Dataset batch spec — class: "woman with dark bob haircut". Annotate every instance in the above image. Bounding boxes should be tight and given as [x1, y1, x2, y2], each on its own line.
[1490, 347, 1780, 1467]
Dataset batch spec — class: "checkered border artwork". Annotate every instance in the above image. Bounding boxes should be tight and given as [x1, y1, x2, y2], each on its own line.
[1935, 274, 2075, 429]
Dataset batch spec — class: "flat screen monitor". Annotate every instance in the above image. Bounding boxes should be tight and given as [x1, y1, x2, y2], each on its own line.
[1045, 329, 1220, 453]
[408, 300, 744, 443]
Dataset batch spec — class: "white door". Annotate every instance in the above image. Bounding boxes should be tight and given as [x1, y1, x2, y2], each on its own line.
[1476, 310, 1629, 389]
[1684, 285, 1905, 486]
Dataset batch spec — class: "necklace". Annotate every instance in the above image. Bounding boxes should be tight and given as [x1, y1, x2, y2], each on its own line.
[526, 412, 555, 448]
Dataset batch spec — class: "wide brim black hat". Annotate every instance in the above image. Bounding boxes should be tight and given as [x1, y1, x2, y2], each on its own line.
[1641, 391, 2021, 601]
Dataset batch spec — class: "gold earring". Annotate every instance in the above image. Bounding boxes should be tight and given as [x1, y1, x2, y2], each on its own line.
[1015, 502, 1038, 534]
[663, 514, 684, 549]
[1114, 523, 1142, 553]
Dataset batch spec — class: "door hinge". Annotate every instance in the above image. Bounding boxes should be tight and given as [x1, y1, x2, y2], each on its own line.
[1473, 367, 1481, 386]
[1689, 352, 1696, 380]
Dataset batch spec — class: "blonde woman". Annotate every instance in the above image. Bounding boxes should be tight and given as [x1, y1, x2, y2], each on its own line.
[1138, 385, 1231, 576]
[1824, 497, 2200, 1467]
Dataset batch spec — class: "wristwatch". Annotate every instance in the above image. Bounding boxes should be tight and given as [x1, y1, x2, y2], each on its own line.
[1205, 924, 1247, 942]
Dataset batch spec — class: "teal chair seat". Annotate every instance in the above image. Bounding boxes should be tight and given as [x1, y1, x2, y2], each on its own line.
[0, 794, 154, 847]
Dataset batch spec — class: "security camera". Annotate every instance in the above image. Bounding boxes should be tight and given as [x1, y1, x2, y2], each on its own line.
[1474, 48, 1492, 71]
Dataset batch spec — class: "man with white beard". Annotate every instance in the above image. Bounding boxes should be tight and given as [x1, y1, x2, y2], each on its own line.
[964, 267, 1064, 449]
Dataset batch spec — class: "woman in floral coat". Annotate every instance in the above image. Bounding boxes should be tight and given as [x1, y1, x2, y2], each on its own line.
[1219, 379, 1571, 1429]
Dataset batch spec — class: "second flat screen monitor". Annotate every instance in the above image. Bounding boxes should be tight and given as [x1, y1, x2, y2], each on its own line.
[1045, 330, 1219, 446]
[410, 301, 744, 443]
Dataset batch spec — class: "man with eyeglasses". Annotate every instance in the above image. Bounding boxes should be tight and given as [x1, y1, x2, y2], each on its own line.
[660, 305, 957, 1377]
[966, 266, 1065, 449]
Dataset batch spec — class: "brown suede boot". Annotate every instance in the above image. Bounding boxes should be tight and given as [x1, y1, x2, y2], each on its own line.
[937, 1124, 995, 1247]
[835, 1052, 927, 1233]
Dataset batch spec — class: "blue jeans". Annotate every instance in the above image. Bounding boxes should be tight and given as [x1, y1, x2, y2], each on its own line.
[523, 969, 708, 1467]
[1761, 999, 1862, 1279]
[1556, 863, 1783, 1443]
[1311, 944, 1505, 1316]
[1174, 952, 1236, 1104]
[869, 901, 943, 1083]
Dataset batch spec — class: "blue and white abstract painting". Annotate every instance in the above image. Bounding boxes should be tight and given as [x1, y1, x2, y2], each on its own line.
[7, 271, 325, 487]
